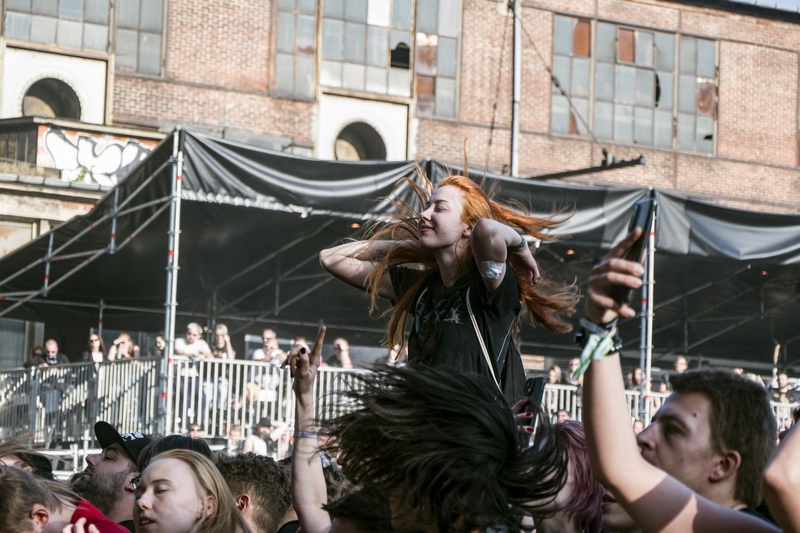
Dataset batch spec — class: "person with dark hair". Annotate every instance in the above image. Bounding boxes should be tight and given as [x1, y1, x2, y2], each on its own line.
[136, 434, 213, 472]
[82, 333, 106, 363]
[72, 422, 152, 533]
[322, 489, 393, 533]
[287, 326, 567, 533]
[534, 421, 604, 533]
[320, 174, 579, 402]
[581, 228, 779, 533]
[0, 464, 128, 533]
[0, 441, 55, 480]
[215, 453, 291, 533]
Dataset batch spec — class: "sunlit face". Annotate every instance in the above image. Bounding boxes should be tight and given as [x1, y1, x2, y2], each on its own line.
[778, 373, 789, 389]
[548, 369, 558, 384]
[229, 428, 241, 442]
[418, 186, 470, 252]
[636, 391, 719, 496]
[155, 336, 166, 350]
[0, 454, 29, 472]
[556, 410, 571, 422]
[134, 458, 211, 533]
[632, 419, 645, 434]
[213, 328, 226, 348]
[73, 444, 136, 516]
[569, 358, 579, 372]
[633, 368, 642, 383]
[45, 342, 58, 357]
[674, 357, 688, 373]
[185, 329, 201, 344]
[89, 336, 101, 349]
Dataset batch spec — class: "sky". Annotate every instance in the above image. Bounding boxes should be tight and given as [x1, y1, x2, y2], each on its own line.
[727, 0, 800, 9]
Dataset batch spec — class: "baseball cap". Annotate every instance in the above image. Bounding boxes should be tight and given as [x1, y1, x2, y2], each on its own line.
[95, 421, 152, 464]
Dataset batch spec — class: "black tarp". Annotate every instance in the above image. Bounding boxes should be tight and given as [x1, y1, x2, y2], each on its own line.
[2, 129, 800, 370]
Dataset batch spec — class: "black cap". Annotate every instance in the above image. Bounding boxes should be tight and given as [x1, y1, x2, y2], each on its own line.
[95, 421, 152, 464]
[256, 417, 271, 428]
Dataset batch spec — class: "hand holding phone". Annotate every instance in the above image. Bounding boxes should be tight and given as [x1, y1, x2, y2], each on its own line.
[609, 198, 657, 305]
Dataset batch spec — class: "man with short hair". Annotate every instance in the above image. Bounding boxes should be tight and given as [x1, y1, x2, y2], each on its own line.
[323, 337, 353, 369]
[637, 369, 776, 513]
[252, 328, 286, 364]
[601, 367, 776, 531]
[73, 421, 152, 533]
[26, 339, 70, 367]
[216, 453, 291, 533]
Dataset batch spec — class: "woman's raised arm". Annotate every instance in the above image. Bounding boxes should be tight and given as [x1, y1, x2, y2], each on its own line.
[469, 218, 539, 294]
[319, 240, 397, 300]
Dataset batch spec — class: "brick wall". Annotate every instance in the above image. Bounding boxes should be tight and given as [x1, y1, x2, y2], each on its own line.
[110, 0, 800, 213]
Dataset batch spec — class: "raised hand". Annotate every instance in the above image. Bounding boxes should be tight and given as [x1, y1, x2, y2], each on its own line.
[585, 228, 644, 324]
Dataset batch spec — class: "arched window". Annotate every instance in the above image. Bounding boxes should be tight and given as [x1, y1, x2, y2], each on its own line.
[22, 78, 81, 120]
[334, 122, 387, 161]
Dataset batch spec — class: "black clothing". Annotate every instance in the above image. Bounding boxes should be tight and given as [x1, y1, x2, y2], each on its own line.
[770, 386, 798, 404]
[277, 520, 301, 533]
[119, 520, 136, 533]
[24, 353, 70, 367]
[390, 264, 525, 403]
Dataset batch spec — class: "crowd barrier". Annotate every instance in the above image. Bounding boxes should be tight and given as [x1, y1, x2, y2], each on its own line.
[1, 358, 795, 453]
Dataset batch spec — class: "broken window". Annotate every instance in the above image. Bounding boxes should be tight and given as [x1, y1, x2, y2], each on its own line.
[552, 16, 717, 154]
[321, 0, 413, 96]
[414, 0, 460, 117]
[550, 16, 592, 135]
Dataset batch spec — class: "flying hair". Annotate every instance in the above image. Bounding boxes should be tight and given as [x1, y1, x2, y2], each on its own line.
[363, 169, 579, 348]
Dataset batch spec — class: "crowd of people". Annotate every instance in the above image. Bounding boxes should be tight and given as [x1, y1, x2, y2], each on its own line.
[5, 173, 800, 533]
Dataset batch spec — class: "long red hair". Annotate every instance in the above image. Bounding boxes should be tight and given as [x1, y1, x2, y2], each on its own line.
[364, 172, 579, 349]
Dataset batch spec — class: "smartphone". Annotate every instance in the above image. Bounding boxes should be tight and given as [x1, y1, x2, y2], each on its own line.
[523, 376, 547, 426]
[610, 198, 657, 305]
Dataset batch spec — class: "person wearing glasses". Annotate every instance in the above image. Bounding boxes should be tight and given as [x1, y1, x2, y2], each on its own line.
[210, 324, 236, 360]
[82, 333, 106, 363]
[107, 333, 141, 361]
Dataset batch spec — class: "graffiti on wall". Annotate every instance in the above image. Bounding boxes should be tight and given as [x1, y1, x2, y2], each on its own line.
[39, 127, 158, 186]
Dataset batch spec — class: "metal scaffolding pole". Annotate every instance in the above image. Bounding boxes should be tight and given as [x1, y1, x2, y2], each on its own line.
[510, 0, 521, 177]
[639, 207, 657, 423]
[160, 129, 184, 436]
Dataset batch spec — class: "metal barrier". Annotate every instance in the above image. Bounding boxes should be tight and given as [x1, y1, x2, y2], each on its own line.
[2, 359, 796, 451]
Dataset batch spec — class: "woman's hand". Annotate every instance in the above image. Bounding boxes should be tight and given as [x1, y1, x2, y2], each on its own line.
[289, 326, 327, 399]
[509, 243, 541, 284]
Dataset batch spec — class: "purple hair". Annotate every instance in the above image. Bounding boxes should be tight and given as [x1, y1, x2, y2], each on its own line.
[555, 420, 604, 533]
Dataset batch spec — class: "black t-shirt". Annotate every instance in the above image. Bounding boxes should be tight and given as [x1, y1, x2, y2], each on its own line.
[390, 264, 525, 403]
[118, 520, 136, 533]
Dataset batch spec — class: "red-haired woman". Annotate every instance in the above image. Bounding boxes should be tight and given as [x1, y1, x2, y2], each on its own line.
[320, 174, 578, 401]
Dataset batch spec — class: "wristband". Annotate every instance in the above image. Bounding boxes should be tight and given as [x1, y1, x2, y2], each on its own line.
[294, 430, 318, 440]
[508, 235, 527, 251]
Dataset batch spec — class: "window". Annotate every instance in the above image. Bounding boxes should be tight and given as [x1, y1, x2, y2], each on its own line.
[115, 0, 164, 75]
[551, 16, 717, 154]
[4, 0, 110, 52]
[0, 130, 37, 164]
[23, 78, 82, 120]
[321, 0, 413, 97]
[275, 0, 317, 99]
[414, 0, 459, 117]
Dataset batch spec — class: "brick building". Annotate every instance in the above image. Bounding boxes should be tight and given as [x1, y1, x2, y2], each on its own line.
[0, 0, 799, 364]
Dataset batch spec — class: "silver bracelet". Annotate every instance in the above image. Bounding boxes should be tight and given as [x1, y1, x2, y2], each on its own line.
[294, 429, 318, 439]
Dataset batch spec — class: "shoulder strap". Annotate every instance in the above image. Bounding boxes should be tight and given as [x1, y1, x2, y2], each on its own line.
[466, 286, 502, 393]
